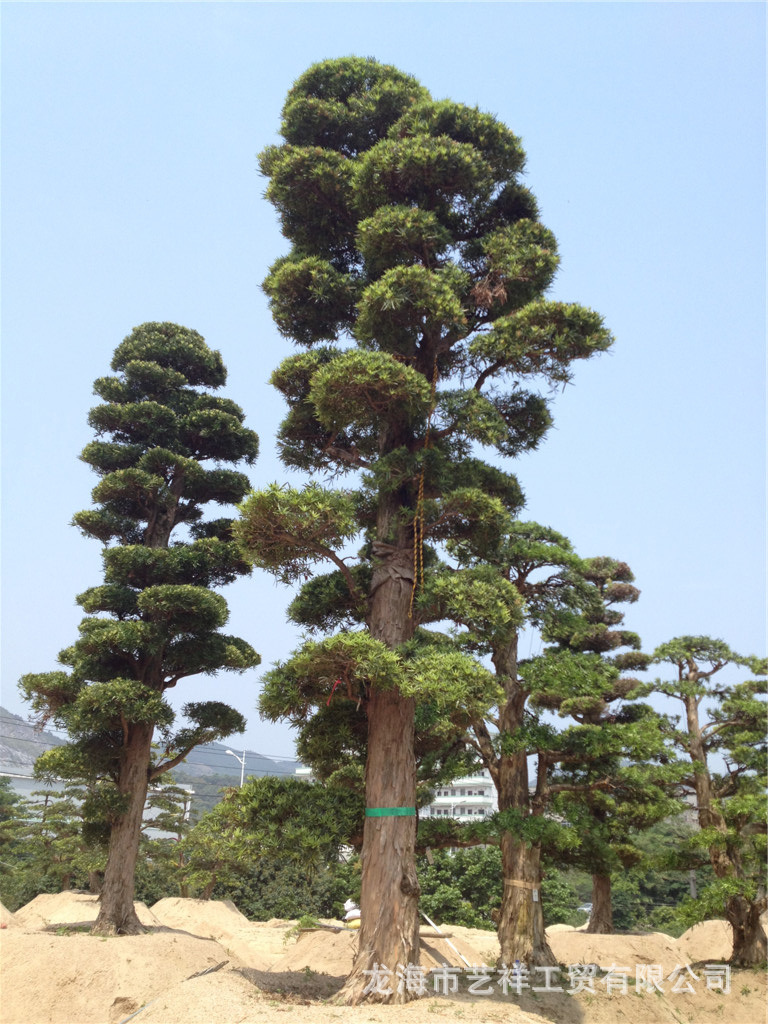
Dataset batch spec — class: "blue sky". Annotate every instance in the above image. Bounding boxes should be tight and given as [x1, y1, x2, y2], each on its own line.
[2, 2, 765, 758]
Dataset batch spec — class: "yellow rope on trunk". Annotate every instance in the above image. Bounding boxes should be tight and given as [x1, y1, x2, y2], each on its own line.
[409, 356, 438, 618]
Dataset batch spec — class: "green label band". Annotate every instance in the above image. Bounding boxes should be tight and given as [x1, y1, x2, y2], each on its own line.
[365, 807, 416, 817]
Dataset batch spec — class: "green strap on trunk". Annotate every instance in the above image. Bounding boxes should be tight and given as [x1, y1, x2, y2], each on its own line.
[365, 806, 416, 817]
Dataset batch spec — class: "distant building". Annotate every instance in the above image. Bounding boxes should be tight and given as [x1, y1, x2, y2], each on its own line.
[421, 768, 498, 821]
[295, 765, 498, 821]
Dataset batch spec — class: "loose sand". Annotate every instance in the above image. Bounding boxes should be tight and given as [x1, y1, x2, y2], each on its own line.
[1, 894, 765, 1024]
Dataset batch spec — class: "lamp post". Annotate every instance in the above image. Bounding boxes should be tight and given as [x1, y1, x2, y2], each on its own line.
[225, 748, 246, 787]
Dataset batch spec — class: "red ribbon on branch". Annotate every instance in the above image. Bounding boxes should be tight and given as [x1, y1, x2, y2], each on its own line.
[327, 678, 343, 706]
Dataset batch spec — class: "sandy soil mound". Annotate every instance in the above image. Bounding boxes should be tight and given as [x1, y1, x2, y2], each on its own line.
[0, 930, 238, 1024]
[679, 919, 732, 963]
[150, 897, 288, 970]
[272, 923, 502, 977]
[13, 892, 160, 930]
[2, 897, 765, 1024]
[151, 897, 250, 937]
[274, 927, 356, 976]
[549, 929, 683, 975]
[431, 923, 500, 966]
[0, 903, 18, 928]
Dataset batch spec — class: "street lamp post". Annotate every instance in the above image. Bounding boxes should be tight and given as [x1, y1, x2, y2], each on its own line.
[225, 748, 246, 787]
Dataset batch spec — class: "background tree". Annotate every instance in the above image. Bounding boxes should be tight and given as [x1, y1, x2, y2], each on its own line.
[179, 774, 362, 900]
[541, 557, 682, 934]
[20, 323, 260, 936]
[241, 56, 612, 1003]
[652, 636, 767, 966]
[432, 530, 671, 964]
[551, 763, 681, 934]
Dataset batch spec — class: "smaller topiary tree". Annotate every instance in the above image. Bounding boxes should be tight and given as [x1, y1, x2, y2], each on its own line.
[652, 636, 767, 966]
[20, 323, 260, 935]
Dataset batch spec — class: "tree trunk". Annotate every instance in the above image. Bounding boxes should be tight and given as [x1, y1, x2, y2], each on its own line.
[726, 895, 768, 967]
[340, 532, 419, 1005]
[586, 874, 613, 934]
[684, 694, 767, 966]
[88, 871, 103, 895]
[497, 836, 555, 967]
[92, 723, 154, 936]
[341, 686, 420, 1004]
[493, 640, 557, 969]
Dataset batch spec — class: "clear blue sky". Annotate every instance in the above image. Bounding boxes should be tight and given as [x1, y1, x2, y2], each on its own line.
[2, 2, 765, 758]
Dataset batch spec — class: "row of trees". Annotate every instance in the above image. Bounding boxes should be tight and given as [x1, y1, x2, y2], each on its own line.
[0, 774, 699, 938]
[17, 57, 766, 1007]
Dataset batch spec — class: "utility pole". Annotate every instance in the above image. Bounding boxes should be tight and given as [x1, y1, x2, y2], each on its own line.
[226, 748, 246, 787]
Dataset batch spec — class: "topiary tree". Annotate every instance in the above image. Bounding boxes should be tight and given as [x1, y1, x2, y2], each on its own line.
[428, 524, 675, 964]
[652, 636, 767, 966]
[20, 322, 260, 936]
[240, 57, 612, 1002]
[540, 557, 683, 935]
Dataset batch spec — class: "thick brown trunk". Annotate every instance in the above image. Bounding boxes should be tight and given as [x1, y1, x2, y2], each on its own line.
[493, 638, 557, 969]
[340, 527, 419, 1005]
[726, 895, 768, 967]
[586, 874, 613, 934]
[497, 836, 555, 967]
[341, 687, 420, 1004]
[92, 723, 154, 936]
[88, 871, 103, 895]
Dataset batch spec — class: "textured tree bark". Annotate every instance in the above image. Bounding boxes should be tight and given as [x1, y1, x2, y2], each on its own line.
[586, 874, 614, 934]
[727, 895, 768, 967]
[493, 636, 557, 969]
[341, 686, 420, 1004]
[92, 722, 154, 936]
[340, 524, 420, 1005]
[684, 693, 767, 967]
[497, 835, 556, 967]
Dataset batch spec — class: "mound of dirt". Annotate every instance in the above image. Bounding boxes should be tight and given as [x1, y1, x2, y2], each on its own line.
[0, 903, 18, 928]
[13, 892, 160, 931]
[151, 897, 250, 937]
[3, 896, 765, 1024]
[273, 927, 357, 976]
[151, 897, 284, 970]
[272, 924, 502, 977]
[548, 929, 683, 975]
[679, 919, 732, 963]
[0, 929, 240, 1024]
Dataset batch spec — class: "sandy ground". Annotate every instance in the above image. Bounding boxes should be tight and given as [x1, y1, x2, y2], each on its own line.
[1, 893, 765, 1024]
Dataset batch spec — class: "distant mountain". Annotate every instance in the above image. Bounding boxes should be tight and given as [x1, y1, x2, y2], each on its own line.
[0, 706, 65, 771]
[0, 706, 299, 784]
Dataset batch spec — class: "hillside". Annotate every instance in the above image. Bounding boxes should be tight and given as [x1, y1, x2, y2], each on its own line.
[0, 706, 298, 790]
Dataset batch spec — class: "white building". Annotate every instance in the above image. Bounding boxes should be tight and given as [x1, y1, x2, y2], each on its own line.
[294, 765, 498, 822]
[420, 768, 498, 822]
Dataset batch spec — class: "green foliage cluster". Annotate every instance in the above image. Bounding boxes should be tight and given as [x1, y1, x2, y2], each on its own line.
[178, 776, 363, 900]
[0, 778, 192, 912]
[20, 323, 260, 794]
[651, 637, 767, 955]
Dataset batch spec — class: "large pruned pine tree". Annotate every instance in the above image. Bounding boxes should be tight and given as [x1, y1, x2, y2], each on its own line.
[239, 57, 612, 1003]
[20, 323, 260, 936]
[652, 636, 767, 966]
